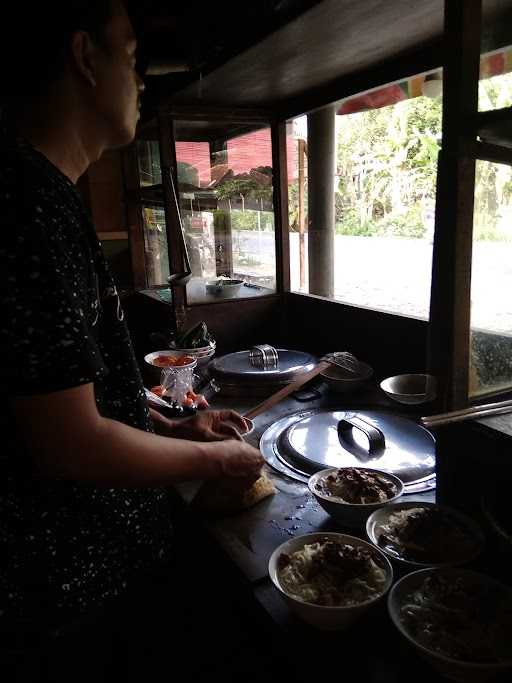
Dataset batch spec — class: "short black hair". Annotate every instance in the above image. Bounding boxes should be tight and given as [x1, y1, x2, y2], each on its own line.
[2, 1, 121, 99]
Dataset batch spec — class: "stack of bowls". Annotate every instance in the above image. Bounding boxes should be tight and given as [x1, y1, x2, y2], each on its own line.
[169, 341, 216, 367]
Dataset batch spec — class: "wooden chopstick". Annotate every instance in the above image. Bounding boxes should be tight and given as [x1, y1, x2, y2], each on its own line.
[422, 398, 512, 427]
[244, 360, 330, 420]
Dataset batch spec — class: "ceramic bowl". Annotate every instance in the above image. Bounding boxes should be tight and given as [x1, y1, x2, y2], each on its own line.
[268, 532, 393, 630]
[380, 373, 437, 404]
[388, 567, 512, 682]
[144, 350, 197, 384]
[308, 467, 404, 528]
[366, 501, 484, 573]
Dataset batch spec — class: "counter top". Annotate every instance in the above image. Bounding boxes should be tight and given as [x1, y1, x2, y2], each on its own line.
[170, 378, 508, 683]
[174, 380, 434, 584]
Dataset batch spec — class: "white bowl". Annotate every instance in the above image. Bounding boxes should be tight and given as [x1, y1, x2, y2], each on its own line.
[366, 501, 484, 573]
[388, 568, 512, 682]
[380, 373, 436, 405]
[320, 361, 373, 393]
[205, 278, 244, 298]
[308, 467, 404, 528]
[144, 350, 197, 384]
[268, 532, 393, 630]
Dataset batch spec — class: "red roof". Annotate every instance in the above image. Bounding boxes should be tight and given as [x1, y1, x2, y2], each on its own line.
[176, 128, 299, 188]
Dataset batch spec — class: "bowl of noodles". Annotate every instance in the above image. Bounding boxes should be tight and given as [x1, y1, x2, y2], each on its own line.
[366, 501, 484, 572]
[388, 568, 512, 681]
[308, 467, 404, 528]
[268, 532, 393, 630]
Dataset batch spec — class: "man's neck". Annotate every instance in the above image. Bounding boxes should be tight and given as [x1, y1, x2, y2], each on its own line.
[15, 99, 104, 184]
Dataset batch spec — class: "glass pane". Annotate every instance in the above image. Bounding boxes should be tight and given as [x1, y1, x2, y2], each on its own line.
[174, 120, 277, 303]
[288, 83, 441, 319]
[470, 160, 512, 397]
[478, 55, 512, 113]
[141, 206, 169, 287]
[136, 140, 162, 186]
[479, 1, 512, 112]
[287, 117, 309, 293]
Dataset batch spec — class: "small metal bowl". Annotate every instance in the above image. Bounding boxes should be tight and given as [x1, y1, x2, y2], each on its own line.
[320, 361, 373, 393]
[169, 342, 216, 367]
[205, 278, 244, 298]
[380, 373, 436, 405]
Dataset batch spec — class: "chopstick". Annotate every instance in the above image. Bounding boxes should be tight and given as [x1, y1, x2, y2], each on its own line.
[421, 398, 512, 428]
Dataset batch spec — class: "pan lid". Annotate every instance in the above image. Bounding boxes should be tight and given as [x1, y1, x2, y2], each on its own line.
[261, 409, 435, 488]
[210, 349, 317, 386]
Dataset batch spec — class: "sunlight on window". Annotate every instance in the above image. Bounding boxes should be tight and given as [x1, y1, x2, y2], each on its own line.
[288, 89, 441, 319]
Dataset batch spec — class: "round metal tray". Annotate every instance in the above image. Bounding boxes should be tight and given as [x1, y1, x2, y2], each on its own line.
[260, 409, 436, 494]
[210, 349, 317, 388]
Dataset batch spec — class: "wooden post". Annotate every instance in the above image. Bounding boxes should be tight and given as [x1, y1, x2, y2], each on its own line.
[427, 0, 482, 411]
[121, 144, 147, 289]
[157, 109, 186, 334]
[271, 120, 290, 294]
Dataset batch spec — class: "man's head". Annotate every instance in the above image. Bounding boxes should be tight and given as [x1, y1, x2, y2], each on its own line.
[3, 0, 144, 147]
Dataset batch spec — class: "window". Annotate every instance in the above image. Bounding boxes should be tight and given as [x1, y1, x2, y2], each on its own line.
[288, 76, 441, 319]
[470, 159, 512, 397]
[173, 120, 277, 303]
[136, 140, 170, 287]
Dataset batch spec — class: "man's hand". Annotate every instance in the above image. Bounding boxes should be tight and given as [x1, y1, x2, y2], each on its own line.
[164, 409, 251, 442]
[213, 439, 264, 481]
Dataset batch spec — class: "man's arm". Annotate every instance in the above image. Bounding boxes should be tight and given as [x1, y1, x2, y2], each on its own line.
[11, 383, 263, 487]
[149, 407, 251, 441]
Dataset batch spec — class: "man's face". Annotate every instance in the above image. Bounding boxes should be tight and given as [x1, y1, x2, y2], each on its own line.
[93, 4, 144, 147]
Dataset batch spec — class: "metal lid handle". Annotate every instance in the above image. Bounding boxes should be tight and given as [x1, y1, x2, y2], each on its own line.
[338, 415, 385, 455]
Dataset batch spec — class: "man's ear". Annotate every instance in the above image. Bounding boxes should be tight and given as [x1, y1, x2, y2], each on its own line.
[71, 31, 98, 87]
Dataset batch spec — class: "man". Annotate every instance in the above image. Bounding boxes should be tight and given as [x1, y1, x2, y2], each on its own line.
[0, 1, 264, 677]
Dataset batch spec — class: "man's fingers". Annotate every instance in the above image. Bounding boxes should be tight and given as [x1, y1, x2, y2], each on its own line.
[216, 424, 243, 441]
[217, 410, 248, 433]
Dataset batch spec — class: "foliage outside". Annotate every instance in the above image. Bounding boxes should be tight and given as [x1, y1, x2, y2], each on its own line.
[289, 72, 512, 242]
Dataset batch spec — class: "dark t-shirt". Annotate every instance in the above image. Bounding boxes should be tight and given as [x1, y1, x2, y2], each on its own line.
[0, 131, 172, 628]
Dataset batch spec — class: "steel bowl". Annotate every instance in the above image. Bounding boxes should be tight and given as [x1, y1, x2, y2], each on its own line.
[388, 568, 512, 682]
[268, 532, 393, 630]
[320, 361, 373, 393]
[168, 342, 216, 367]
[205, 278, 244, 298]
[380, 373, 437, 405]
[308, 467, 404, 528]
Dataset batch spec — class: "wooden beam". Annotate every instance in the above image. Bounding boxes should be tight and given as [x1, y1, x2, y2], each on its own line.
[427, 0, 482, 411]
[271, 120, 290, 294]
[279, 40, 442, 120]
[467, 140, 512, 166]
[121, 145, 147, 289]
[158, 104, 273, 122]
[157, 109, 186, 333]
